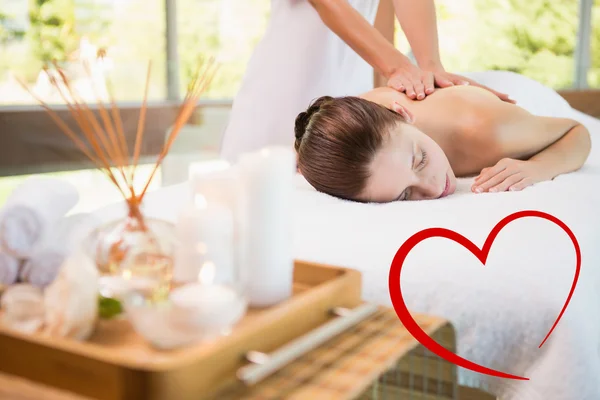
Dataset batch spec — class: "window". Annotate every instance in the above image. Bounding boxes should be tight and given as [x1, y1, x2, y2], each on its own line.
[0, 0, 167, 105]
[590, 0, 600, 87]
[0, 0, 271, 210]
[395, 0, 581, 90]
[177, 0, 270, 99]
[0, 0, 271, 105]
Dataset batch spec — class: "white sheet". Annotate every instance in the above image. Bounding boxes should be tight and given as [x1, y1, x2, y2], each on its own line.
[91, 72, 600, 400]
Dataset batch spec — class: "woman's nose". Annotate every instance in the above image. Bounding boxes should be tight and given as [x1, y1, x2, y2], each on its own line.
[412, 180, 441, 200]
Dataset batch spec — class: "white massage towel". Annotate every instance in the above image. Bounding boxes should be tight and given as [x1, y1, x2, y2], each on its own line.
[0, 251, 19, 286]
[20, 213, 100, 288]
[292, 167, 600, 400]
[288, 71, 600, 400]
[0, 177, 79, 258]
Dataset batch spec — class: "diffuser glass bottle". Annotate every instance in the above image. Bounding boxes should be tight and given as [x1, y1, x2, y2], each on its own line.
[86, 203, 178, 303]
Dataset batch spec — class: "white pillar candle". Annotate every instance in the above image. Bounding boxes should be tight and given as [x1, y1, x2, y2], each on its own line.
[173, 195, 235, 285]
[190, 167, 241, 225]
[237, 146, 295, 308]
[188, 160, 234, 206]
[189, 165, 243, 283]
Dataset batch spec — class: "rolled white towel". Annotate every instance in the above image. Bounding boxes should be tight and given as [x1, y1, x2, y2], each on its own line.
[0, 177, 79, 258]
[19, 213, 100, 288]
[0, 251, 19, 286]
[19, 251, 64, 288]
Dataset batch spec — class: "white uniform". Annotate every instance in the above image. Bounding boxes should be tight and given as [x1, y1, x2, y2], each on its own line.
[219, 0, 381, 163]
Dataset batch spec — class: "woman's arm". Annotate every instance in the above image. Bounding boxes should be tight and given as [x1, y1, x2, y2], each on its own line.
[392, 0, 441, 70]
[524, 119, 591, 180]
[391, 0, 514, 103]
[472, 112, 592, 192]
[308, 0, 424, 98]
[308, 0, 412, 79]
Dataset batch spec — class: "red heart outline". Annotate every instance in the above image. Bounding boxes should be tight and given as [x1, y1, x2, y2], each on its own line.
[388, 210, 581, 381]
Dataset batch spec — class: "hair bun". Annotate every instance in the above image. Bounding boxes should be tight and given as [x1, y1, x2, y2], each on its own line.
[294, 96, 334, 145]
[294, 111, 310, 140]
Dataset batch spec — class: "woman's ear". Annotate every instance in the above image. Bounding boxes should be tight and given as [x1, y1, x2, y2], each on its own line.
[391, 102, 416, 124]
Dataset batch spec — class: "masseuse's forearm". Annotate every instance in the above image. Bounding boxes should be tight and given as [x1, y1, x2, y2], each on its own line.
[529, 123, 592, 179]
[392, 0, 442, 69]
[309, 0, 411, 78]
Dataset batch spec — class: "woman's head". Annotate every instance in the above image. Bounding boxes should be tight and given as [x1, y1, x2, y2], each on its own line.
[294, 95, 456, 203]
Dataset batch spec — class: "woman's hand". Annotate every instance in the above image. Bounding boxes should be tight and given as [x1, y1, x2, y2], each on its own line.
[387, 61, 433, 100]
[387, 64, 516, 104]
[386, 62, 459, 100]
[386, 64, 462, 100]
[471, 158, 547, 193]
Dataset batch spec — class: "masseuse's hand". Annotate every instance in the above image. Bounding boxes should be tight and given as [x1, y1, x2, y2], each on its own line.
[388, 64, 516, 104]
[471, 158, 544, 193]
[388, 66, 459, 100]
[387, 60, 434, 100]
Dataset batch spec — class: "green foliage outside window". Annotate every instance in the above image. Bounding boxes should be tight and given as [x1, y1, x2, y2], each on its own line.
[1, 0, 600, 105]
[397, 0, 588, 90]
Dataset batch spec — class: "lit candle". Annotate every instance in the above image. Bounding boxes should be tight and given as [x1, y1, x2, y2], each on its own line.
[168, 282, 247, 335]
[124, 291, 201, 350]
[189, 164, 243, 280]
[237, 146, 295, 307]
[173, 195, 235, 285]
[125, 262, 247, 349]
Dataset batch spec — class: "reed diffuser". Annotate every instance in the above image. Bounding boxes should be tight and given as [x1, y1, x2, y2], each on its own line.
[19, 57, 218, 301]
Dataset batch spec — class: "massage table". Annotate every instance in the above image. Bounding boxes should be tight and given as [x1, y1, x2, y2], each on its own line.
[94, 71, 600, 400]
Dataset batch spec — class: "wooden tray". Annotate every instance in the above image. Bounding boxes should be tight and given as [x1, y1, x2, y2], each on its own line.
[0, 260, 363, 400]
[210, 306, 458, 400]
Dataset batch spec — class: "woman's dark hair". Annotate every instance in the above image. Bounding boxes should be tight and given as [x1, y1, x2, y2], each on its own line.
[294, 95, 405, 201]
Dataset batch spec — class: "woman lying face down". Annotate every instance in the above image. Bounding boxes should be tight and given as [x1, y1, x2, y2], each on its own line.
[294, 85, 591, 203]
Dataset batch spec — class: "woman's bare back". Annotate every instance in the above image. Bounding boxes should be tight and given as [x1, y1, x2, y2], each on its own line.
[360, 85, 579, 176]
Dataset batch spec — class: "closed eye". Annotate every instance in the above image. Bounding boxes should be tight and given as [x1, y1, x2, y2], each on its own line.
[398, 144, 423, 201]
[396, 188, 410, 201]
[418, 149, 428, 169]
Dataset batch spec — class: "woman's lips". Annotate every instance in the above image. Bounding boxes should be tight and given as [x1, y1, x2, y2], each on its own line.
[440, 174, 450, 198]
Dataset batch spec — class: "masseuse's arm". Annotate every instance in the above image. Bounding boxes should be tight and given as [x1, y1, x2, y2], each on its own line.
[473, 114, 592, 192]
[392, 0, 442, 74]
[308, 0, 424, 99]
[392, 0, 514, 103]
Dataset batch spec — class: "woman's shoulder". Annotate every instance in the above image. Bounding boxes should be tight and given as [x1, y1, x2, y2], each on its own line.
[425, 85, 500, 105]
[357, 85, 497, 111]
[358, 86, 408, 106]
